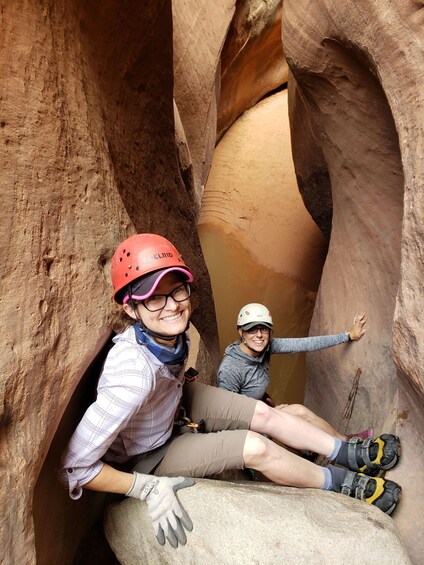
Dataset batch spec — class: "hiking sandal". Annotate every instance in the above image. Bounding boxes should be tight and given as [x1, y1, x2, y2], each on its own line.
[341, 471, 401, 515]
[347, 434, 400, 476]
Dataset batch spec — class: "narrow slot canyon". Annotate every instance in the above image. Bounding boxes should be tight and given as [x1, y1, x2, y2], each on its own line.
[2, 1, 424, 564]
[198, 89, 328, 404]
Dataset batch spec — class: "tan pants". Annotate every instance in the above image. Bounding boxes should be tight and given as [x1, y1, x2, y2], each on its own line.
[153, 381, 257, 477]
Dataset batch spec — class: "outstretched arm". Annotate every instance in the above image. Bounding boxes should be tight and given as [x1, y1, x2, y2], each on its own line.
[270, 312, 368, 354]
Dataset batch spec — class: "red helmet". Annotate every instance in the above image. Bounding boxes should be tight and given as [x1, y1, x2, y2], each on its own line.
[111, 234, 193, 304]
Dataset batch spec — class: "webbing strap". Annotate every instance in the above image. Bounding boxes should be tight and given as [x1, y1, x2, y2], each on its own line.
[347, 439, 361, 471]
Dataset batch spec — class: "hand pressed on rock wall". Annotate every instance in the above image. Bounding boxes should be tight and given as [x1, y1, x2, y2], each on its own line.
[348, 312, 367, 341]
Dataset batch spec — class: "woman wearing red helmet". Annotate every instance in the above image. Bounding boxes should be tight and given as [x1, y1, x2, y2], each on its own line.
[112, 233, 194, 342]
[59, 234, 402, 550]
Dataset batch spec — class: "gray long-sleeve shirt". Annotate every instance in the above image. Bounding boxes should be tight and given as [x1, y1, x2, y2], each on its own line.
[217, 332, 350, 400]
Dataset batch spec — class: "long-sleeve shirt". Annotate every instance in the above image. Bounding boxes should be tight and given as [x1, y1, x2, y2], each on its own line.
[58, 326, 187, 499]
[217, 332, 350, 400]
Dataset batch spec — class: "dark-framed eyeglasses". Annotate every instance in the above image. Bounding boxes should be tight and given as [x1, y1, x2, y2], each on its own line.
[244, 325, 271, 335]
[139, 283, 191, 312]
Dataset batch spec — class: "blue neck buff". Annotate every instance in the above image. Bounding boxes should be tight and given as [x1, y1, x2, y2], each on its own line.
[133, 324, 188, 365]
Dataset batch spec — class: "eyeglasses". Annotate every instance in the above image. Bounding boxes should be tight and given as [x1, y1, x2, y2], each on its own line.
[244, 325, 271, 335]
[139, 283, 191, 312]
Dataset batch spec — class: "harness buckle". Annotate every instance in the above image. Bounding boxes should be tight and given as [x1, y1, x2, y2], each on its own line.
[184, 367, 199, 383]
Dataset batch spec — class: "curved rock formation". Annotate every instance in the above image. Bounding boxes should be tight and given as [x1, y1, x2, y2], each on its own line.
[1, 2, 219, 563]
[173, 0, 236, 209]
[218, 0, 288, 138]
[283, 1, 424, 562]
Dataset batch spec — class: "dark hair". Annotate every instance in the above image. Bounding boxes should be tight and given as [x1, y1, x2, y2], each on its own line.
[108, 300, 134, 333]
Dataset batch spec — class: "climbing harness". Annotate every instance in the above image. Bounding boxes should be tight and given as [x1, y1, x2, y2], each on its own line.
[173, 368, 204, 434]
[174, 406, 205, 435]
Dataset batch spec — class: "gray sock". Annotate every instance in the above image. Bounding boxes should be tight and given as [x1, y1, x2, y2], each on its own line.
[326, 464, 347, 492]
[321, 466, 333, 490]
[327, 438, 342, 461]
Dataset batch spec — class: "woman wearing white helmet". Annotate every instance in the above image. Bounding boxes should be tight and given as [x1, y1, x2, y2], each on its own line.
[217, 303, 370, 440]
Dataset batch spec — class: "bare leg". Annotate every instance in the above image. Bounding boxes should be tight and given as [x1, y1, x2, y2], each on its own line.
[250, 401, 337, 456]
[279, 403, 345, 440]
[243, 431, 325, 487]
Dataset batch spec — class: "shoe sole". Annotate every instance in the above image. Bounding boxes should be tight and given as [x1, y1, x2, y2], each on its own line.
[381, 483, 402, 515]
[361, 434, 401, 475]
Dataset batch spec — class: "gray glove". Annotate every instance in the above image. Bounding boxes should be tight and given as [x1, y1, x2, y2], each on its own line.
[126, 472, 195, 548]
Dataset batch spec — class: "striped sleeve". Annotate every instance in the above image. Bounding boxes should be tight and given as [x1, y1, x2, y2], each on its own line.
[58, 341, 154, 499]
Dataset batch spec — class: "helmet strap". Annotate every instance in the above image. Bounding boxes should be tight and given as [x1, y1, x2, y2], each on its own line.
[135, 318, 184, 342]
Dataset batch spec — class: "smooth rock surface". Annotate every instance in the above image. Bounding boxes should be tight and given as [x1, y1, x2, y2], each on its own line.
[218, 0, 288, 137]
[105, 478, 411, 565]
[283, 1, 424, 562]
[173, 0, 236, 208]
[0, 2, 218, 564]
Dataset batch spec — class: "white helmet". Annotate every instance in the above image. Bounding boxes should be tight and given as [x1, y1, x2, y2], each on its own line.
[237, 303, 273, 330]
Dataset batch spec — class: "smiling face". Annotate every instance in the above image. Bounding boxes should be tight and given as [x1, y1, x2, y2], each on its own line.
[238, 325, 271, 357]
[123, 271, 192, 344]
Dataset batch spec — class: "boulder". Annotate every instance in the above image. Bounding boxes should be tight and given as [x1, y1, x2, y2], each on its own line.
[104, 478, 411, 565]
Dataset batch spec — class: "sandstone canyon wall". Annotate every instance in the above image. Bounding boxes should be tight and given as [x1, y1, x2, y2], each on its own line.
[283, 1, 424, 562]
[218, 0, 287, 139]
[172, 0, 236, 210]
[1, 1, 227, 563]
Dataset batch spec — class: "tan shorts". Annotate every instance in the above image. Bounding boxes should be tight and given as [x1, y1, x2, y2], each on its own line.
[153, 382, 257, 477]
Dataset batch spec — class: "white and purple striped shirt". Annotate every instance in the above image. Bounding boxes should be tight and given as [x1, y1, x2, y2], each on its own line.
[59, 326, 187, 499]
